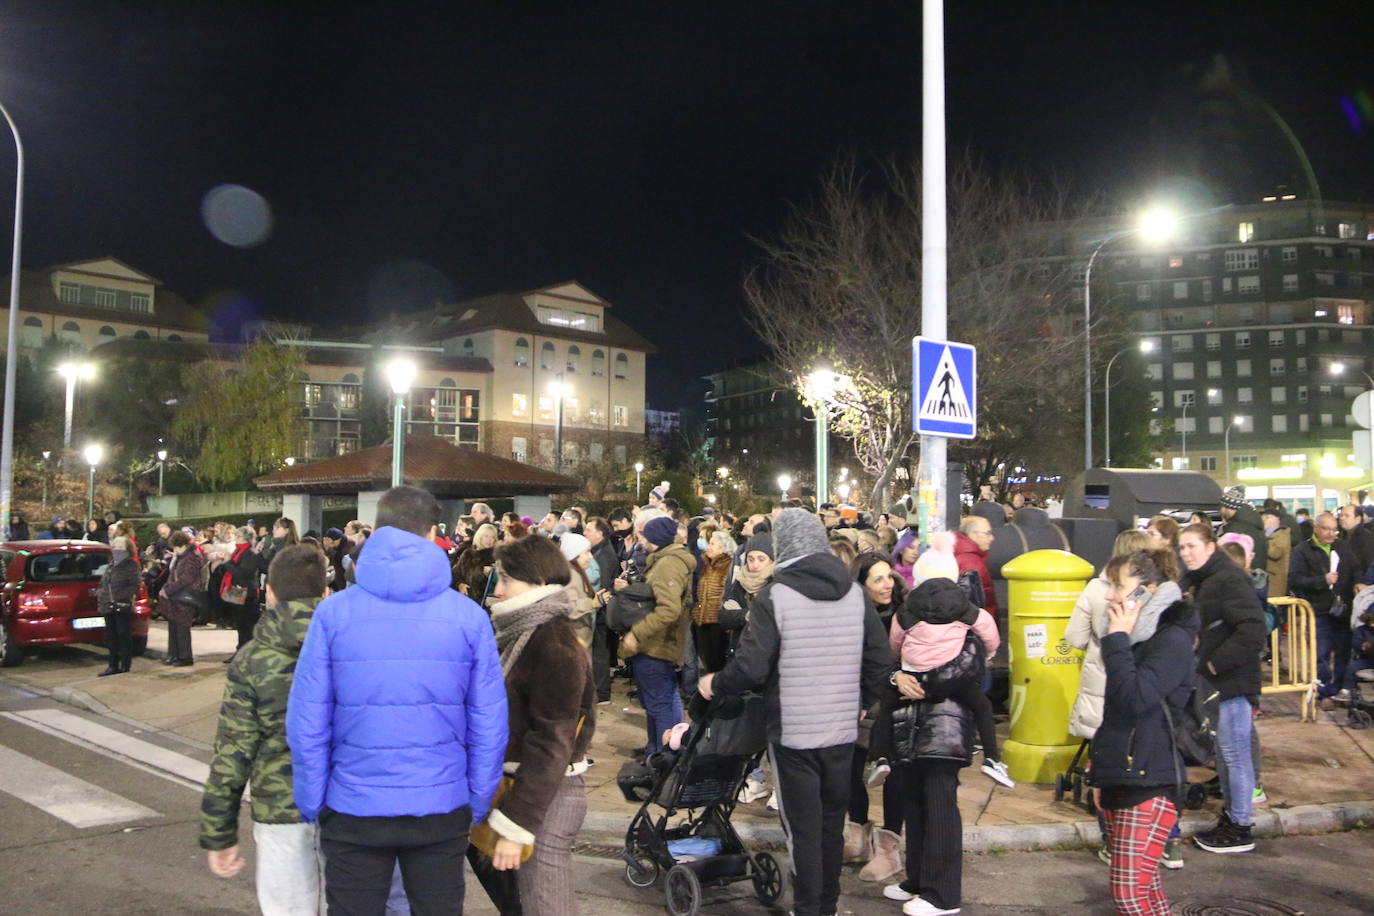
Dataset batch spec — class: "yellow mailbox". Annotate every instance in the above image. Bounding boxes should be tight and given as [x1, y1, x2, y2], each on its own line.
[1000, 548, 1094, 784]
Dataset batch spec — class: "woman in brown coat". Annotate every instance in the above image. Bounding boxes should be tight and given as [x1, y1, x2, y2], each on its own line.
[692, 529, 736, 673]
[158, 531, 205, 667]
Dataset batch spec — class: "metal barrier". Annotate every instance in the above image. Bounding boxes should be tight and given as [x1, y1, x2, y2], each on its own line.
[1262, 597, 1318, 722]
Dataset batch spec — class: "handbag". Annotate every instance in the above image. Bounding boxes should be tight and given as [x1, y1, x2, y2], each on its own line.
[220, 582, 249, 606]
[172, 588, 207, 615]
[606, 581, 656, 633]
[469, 777, 534, 864]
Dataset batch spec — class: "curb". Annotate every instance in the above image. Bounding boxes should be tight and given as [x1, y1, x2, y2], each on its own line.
[17, 677, 216, 753]
[577, 800, 1374, 854]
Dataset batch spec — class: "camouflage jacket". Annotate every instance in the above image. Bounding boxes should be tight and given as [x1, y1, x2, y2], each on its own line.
[199, 597, 320, 850]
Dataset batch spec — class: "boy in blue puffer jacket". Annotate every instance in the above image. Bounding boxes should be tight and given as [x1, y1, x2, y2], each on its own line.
[288, 485, 508, 915]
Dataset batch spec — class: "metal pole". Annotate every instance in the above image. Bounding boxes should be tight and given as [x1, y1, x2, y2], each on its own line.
[390, 395, 404, 487]
[1180, 400, 1190, 466]
[63, 372, 76, 451]
[158, 460, 164, 497]
[635, 468, 642, 502]
[86, 464, 94, 521]
[554, 379, 564, 474]
[0, 101, 23, 543]
[814, 408, 828, 506]
[1081, 238, 1113, 470]
[1224, 422, 1233, 486]
[1102, 345, 1132, 468]
[915, 0, 948, 540]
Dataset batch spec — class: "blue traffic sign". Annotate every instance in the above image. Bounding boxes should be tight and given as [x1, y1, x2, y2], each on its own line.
[913, 337, 977, 439]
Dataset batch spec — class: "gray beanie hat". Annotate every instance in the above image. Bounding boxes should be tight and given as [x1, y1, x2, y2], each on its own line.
[773, 508, 829, 566]
[1220, 485, 1248, 511]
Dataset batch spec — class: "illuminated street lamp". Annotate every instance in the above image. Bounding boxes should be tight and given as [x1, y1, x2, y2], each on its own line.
[777, 473, 792, 498]
[83, 443, 103, 522]
[1083, 207, 1179, 468]
[837, 481, 852, 502]
[634, 461, 644, 501]
[156, 448, 168, 496]
[547, 374, 573, 474]
[1103, 338, 1156, 467]
[386, 358, 416, 487]
[716, 467, 730, 513]
[285, 457, 296, 467]
[0, 100, 24, 543]
[1223, 415, 1244, 485]
[58, 362, 96, 451]
[806, 369, 840, 504]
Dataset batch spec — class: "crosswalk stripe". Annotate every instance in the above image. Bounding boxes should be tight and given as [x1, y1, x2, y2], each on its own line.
[2, 708, 211, 786]
[0, 744, 161, 828]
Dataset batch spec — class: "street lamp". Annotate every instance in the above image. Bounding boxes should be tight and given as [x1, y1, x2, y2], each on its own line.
[806, 370, 840, 504]
[83, 444, 102, 522]
[385, 358, 416, 487]
[156, 449, 168, 496]
[1103, 339, 1156, 467]
[1223, 415, 1244, 485]
[837, 481, 852, 503]
[0, 101, 24, 543]
[777, 473, 792, 498]
[1332, 362, 1374, 475]
[634, 461, 644, 501]
[716, 467, 730, 513]
[285, 457, 296, 467]
[40, 450, 49, 511]
[1082, 207, 1179, 469]
[547, 374, 572, 474]
[57, 362, 96, 452]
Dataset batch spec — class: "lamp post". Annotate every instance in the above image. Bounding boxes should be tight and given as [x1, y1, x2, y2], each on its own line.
[777, 473, 792, 499]
[716, 466, 730, 513]
[1223, 415, 1244, 485]
[1082, 208, 1179, 469]
[40, 450, 49, 511]
[547, 373, 571, 474]
[58, 362, 95, 452]
[1179, 398, 1192, 467]
[806, 369, 838, 505]
[0, 100, 24, 542]
[1332, 362, 1374, 477]
[83, 444, 102, 521]
[1103, 339, 1155, 467]
[634, 461, 644, 502]
[837, 481, 852, 503]
[385, 358, 416, 487]
[156, 449, 167, 496]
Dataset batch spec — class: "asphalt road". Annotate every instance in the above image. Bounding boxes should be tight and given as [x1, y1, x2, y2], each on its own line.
[2, 676, 1372, 915]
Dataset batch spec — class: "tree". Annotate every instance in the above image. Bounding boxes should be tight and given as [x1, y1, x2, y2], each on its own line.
[359, 352, 393, 448]
[173, 341, 306, 489]
[746, 155, 1095, 507]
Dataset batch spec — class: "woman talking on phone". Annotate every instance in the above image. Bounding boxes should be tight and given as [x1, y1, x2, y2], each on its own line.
[1087, 549, 1198, 916]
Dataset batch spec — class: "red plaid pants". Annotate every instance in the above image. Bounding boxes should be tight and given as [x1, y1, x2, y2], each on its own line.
[1101, 795, 1177, 916]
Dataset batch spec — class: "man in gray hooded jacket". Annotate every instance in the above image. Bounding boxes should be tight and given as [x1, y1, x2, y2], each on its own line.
[701, 508, 891, 916]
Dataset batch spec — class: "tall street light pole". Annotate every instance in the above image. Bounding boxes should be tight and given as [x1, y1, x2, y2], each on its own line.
[1179, 398, 1192, 466]
[83, 443, 102, 522]
[0, 101, 23, 542]
[1103, 339, 1155, 467]
[386, 358, 416, 488]
[549, 373, 570, 474]
[634, 461, 644, 502]
[807, 369, 837, 507]
[1223, 415, 1243, 486]
[156, 449, 167, 497]
[58, 362, 95, 451]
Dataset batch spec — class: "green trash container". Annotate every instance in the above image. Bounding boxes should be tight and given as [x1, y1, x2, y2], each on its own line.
[1000, 549, 1094, 784]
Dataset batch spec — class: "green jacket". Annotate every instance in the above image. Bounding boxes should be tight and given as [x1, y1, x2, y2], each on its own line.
[199, 597, 320, 850]
[632, 543, 695, 664]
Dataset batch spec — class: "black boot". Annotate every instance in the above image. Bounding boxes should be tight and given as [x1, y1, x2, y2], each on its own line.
[97, 666, 121, 677]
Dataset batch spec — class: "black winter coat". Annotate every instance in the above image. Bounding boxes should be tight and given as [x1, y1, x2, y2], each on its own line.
[1186, 550, 1266, 701]
[1220, 505, 1268, 558]
[888, 630, 981, 766]
[97, 557, 141, 614]
[1289, 537, 1357, 619]
[1088, 600, 1199, 789]
[591, 538, 620, 595]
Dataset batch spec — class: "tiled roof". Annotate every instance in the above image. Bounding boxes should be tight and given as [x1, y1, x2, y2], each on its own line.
[255, 435, 580, 497]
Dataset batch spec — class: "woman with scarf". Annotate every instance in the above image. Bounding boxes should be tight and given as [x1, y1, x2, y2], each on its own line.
[719, 533, 774, 655]
[97, 536, 141, 676]
[218, 526, 265, 654]
[159, 530, 204, 666]
[557, 532, 598, 651]
[691, 529, 737, 674]
[484, 534, 596, 916]
[454, 523, 499, 603]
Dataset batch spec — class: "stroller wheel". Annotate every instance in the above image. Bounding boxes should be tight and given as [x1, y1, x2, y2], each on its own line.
[751, 851, 786, 906]
[1350, 708, 1373, 730]
[624, 853, 659, 888]
[665, 864, 701, 916]
[1053, 773, 1068, 802]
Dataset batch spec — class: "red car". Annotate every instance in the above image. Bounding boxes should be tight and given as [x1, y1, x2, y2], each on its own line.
[0, 540, 151, 667]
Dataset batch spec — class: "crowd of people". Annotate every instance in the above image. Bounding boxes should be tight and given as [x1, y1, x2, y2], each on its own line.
[64, 477, 1368, 916]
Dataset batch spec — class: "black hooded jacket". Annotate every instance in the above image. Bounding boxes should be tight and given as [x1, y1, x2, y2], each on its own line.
[1088, 599, 1200, 794]
[897, 577, 980, 629]
[1186, 549, 1266, 701]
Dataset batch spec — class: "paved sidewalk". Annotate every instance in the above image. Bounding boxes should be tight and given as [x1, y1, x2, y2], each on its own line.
[5, 620, 1373, 851]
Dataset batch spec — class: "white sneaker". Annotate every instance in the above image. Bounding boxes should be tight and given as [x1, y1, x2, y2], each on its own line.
[867, 758, 892, 787]
[766, 790, 780, 811]
[883, 884, 916, 902]
[737, 774, 769, 804]
[903, 897, 961, 915]
[981, 759, 1015, 788]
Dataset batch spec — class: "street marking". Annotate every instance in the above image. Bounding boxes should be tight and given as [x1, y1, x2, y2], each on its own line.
[2, 708, 210, 787]
[0, 744, 160, 828]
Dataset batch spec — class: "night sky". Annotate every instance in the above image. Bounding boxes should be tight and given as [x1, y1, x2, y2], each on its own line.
[1, 1, 1371, 405]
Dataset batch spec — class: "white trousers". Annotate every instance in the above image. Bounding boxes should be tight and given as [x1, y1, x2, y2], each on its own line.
[253, 821, 326, 916]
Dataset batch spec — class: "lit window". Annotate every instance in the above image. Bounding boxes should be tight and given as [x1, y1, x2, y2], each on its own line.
[535, 305, 601, 332]
[513, 337, 530, 367]
[1206, 361, 1221, 378]
[129, 293, 150, 313]
[1236, 359, 1251, 377]
[1173, 362, 1194, 380]
[1234, 332, 1250, 350]
[1146, 363, 1163, 381]
[1338, 223, 1357, 239]
[512, 393, 528, 416]
[1238, 222, 1254, 242]
[1207, 389, 1223, 405]
[94, 288, 117, 308]
[1171, 334, 1192, 352]
[59, 282, 79, 303]
[1174, 390, 1195, 407]
[538, 395, 553, 420]
[1315, 245, 1333, 259]
[1205, 333, 1220, 351]
[1281, 246, 1297, 263]
[1297, 386, 1308, 403]
[1238, 276, 1260, 295]
[1208, 416, 1223, 433]
[1337, 304, 1357, 325]
[1168, 256, 1183, 269]
[1299, 414, 1310, 432]
[511, 436, 527, 463]
[1171, 457, 1191, 471]
[1238, 387, 1253, 404]
[1271, 386, 1287, 403]
[1224, 249, 1258, 271]
[613, 404, 628, 427]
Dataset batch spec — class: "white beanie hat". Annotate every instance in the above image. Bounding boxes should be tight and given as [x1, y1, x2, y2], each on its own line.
[558, 532, 591, 563]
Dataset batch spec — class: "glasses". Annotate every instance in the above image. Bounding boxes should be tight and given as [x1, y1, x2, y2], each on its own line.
[1315, 524, 1338, 532]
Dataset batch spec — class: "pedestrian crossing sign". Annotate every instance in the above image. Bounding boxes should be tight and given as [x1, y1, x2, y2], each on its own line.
[913, 336, 977, 439]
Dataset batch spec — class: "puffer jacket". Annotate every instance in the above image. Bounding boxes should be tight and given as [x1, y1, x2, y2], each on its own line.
[287, 526, 509, 823]
[200, 597, 320, 850]
[1186, 549, 1266, 701]
[631, 543, 695, 663]
[889, 632, 980, 766]
[96, 556, 141, 614]
[1088, 599, 1199, 789]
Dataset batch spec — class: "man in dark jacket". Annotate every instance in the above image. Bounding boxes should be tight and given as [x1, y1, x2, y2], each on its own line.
[700, 509, 891, 916]
[586, 517, 622, 704]
[1338, 504, 1374, 575]
[1181, 526, 1266, 854]
[1289, 512, 1358, 701]
[288, 486, 508, 915]
[201, 545, 329, 914]
[1218, 486, 1267, 559]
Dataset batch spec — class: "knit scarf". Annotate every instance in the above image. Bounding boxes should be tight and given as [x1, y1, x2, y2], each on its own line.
[489, 584, 570, 676]
[735, 562, 773, 595]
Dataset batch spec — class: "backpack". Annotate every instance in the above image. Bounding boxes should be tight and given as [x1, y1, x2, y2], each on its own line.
[1166, 671, 1219, 768]
[606, 581, 656, 634]
[956, 569, 985, 609]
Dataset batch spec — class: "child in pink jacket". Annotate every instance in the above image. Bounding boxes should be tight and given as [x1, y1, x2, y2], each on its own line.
[888, 532, 1013, 787]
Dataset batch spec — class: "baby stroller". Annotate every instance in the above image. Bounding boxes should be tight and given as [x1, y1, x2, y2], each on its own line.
[618, 692, 786, 916]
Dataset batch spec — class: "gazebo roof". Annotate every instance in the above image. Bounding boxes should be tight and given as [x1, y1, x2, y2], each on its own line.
[255, 435, 580, 497]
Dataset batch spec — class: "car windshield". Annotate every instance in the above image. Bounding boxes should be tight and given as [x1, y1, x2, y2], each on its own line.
[25, 551, 109, 583]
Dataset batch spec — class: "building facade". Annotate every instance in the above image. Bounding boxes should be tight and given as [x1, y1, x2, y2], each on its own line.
[1081, 197, 1373, 512]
